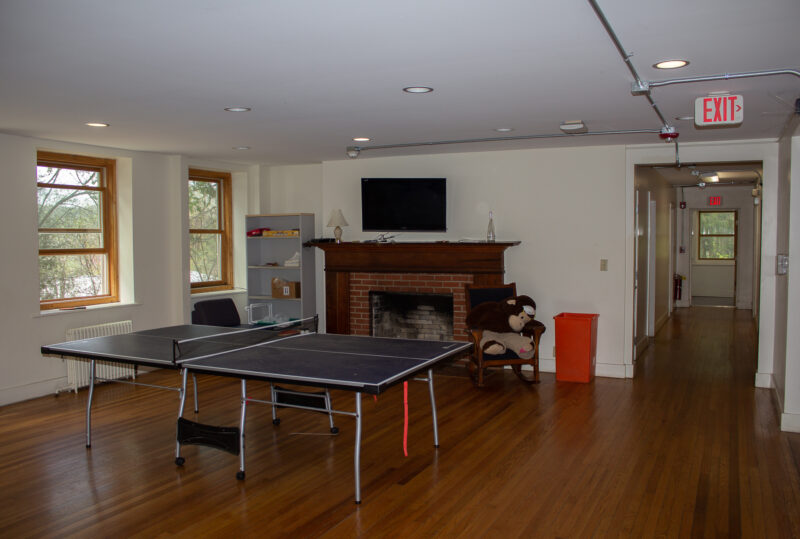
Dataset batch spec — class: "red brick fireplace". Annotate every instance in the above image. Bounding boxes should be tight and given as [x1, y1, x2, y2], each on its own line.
[352, 272, 470, 338]
[311, 241, 519, 341]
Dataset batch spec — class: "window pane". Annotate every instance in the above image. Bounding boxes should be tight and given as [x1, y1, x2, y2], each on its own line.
[38, 187, 101, 229]
[700, 212, 734, 235]
[39, 254, 108, 300]
[39, 232, 102, 250]
[189, 180, 219, 230]
[189, 233, 221, 282]
[699, 237, 735, 259]
[37, 166, 100, 188]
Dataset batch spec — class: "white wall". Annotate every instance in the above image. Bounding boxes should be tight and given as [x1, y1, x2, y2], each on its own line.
[266, 164, 324, 235]
[780, 134, 800, 431]
[311, 147, 629, 377]
[0, 133, 252, 405]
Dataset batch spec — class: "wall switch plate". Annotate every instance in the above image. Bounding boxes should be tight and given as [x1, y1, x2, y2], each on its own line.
[777, 254, 789, 275]
[600, 259, 608, 271]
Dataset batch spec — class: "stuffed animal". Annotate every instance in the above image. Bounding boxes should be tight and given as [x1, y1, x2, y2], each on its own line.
[466, 295, 544, 359]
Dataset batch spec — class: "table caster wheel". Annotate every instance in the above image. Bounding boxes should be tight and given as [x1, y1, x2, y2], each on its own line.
[272, 418, 281, 425]
[175, 456, 185, 466]
[330, 426, 339, 434]
[236, 471, 245, 480]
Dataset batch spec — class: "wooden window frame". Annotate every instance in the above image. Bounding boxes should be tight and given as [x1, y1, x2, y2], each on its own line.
[189, 168, 233, 293]
[37, 151, 118, 310]
[697, 210, 737, 261]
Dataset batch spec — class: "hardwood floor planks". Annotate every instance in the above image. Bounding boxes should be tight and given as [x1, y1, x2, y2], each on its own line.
[2, 306, 800, 537]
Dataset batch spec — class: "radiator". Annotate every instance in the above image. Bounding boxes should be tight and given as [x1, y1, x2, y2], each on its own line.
[64, 320, 135, 393]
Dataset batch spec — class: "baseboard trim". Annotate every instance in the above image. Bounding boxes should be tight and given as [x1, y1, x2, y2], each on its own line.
[538, 359, 627, 379]
[595, 363, 627, 379]
[0, 377, 65, 407]
[781, 412, 800, 433]
[754, 372, 773, 388]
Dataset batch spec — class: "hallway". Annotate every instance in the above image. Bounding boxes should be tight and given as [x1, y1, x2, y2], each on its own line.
[629, 306, 800, 536]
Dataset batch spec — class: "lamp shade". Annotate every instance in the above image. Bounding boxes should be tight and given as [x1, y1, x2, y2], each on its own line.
[327, 209, 348, 228]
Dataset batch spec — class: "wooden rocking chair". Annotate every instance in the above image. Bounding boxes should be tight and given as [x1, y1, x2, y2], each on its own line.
[464, 282, 545, 387]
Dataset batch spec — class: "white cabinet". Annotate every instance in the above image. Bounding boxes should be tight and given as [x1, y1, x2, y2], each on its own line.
[246, 213, 315, 322]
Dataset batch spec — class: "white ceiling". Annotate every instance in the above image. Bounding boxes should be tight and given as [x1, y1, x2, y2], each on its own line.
[1, 0, 798, 169]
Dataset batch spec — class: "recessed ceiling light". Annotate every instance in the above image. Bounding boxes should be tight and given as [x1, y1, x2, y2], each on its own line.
[224, 106, 251, 112]
[494, 128, 514, 132]
[403, 86, 433, 94]
[675, 115, 694, 121]
[85, 122, 109, 127]
[233, 146, 250, 151]
[352, 137, 371, 142]
[654, 59, 689, 69]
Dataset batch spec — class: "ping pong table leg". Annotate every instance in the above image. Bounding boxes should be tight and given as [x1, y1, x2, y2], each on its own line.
[427, 368, 439, 448]
[237, 379, 247, 480]
[325, 389, 339, 434]
[354, 392, 362, 504]
[85, 359, 96, 448]
[175, 368, 189, 465]
[270, 383, 279, 425]
[192, 373, 199, 413]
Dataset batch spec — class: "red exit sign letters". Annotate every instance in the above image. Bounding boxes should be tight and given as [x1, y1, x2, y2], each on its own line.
[695, 95, 743, 126]
[709, 196, 723, 206]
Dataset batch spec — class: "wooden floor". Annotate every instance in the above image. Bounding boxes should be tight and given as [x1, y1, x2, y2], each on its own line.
[2, 307, 799, 537]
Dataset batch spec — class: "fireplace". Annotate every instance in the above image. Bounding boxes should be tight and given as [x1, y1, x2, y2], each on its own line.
[370, 291, 454, 340]
[311, 241, 519, 339]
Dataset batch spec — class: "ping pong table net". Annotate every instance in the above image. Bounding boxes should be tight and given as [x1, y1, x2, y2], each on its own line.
[171, 315, 319, 364]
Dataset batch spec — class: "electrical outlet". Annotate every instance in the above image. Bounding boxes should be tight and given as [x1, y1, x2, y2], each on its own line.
[600, 258, 608, 271]
[552, 346, 556, 357]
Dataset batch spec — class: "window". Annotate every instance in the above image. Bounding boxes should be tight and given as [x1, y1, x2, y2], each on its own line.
[698, 210, 736, 260]
[189, 168, 232, 292]
[37, 151, 118, 309]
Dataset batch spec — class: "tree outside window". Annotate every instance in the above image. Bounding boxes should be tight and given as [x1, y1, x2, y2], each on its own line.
[37, 151, 118, 309]
[698, 211, 736, 260]
[189, 169, 232, 292]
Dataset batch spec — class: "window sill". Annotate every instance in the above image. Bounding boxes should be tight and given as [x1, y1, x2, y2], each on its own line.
[191, 287, 248, 299]
[35, 301, 141, 318]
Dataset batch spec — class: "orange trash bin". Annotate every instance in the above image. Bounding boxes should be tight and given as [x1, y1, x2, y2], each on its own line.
[553, 313, 599, 383]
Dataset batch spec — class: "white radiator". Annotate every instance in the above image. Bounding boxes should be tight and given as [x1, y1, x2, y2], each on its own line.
[64, 320, 135, 393]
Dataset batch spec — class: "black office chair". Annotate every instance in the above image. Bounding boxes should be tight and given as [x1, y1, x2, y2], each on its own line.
[464, 282, 545, 387]
[192, 298, 244, 327]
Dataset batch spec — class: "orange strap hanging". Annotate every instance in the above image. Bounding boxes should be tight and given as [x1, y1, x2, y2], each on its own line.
[403, 381, 409, 457]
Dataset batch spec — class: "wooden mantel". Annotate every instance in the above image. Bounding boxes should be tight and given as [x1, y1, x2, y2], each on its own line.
[311, 241, 519, 334]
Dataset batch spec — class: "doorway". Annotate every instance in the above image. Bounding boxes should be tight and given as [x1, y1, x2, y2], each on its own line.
[632, 161, 762, 360]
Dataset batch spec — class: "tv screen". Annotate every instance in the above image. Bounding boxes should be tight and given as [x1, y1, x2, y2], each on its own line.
[361, 178, 446, 232]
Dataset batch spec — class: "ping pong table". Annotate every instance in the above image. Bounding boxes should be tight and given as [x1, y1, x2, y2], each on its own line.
[41, 317, 471, 503]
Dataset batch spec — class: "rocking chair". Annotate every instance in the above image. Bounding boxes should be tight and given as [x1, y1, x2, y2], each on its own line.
[464, 282, 545, 387]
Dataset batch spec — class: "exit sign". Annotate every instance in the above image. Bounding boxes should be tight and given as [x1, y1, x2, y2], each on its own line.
[709, 196, 723, 206]
[695, 95, 743, 126]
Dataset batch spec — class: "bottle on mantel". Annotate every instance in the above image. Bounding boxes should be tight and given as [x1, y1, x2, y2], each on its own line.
[486, 211, 496, 242]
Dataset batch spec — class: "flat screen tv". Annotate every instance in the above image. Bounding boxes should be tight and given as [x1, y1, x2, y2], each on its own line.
[361, 178, 446, 232]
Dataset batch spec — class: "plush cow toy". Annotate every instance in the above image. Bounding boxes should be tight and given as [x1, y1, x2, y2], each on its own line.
[465, 295, 545, 359]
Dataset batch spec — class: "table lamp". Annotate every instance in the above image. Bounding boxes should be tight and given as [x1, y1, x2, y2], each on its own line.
[327, 209, 348, 243]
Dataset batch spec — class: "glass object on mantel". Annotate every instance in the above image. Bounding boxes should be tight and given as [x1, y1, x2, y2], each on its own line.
[486, 211, 496, 242]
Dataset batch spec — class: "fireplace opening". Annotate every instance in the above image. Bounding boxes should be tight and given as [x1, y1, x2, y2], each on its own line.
[370, 291, 454, 341]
